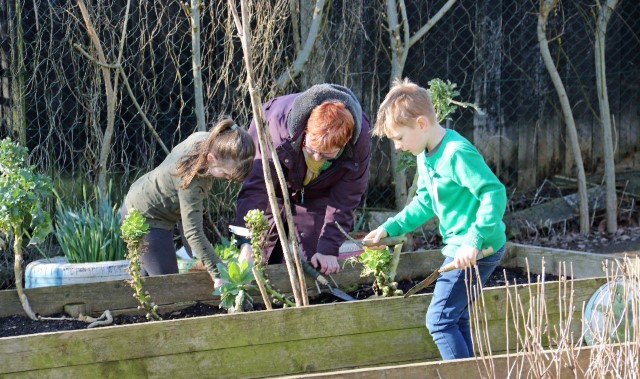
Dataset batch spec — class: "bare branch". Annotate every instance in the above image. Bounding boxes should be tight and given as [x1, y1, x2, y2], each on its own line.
[276, 0, 326, 89]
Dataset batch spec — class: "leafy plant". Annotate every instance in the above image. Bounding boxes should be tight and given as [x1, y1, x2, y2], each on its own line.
[347, 246, 402, 297]
[0, 138, 53, 320]
[244, 209, 294, 308]
[54, 185, 127, 263]
[244, 209, 269, 268]
[215, 236, 241, 262]
[121, 208, 160, 320]
[397, 78, 482, 173]
[213, 260, 256, 311]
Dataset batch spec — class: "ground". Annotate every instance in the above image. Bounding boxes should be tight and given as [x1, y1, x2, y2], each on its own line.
[513, 226, 640, 256]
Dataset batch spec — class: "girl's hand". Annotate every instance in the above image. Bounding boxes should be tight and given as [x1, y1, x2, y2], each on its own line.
[361, 227, 388, 250]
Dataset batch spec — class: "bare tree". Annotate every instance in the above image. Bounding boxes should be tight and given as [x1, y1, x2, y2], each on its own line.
[10, 0, 26, 145]
[276, 0, 326, 90]
[537, 0, 589, 234]
[187, 0, 206, 131]
[384, 0, 457, 209]
[594, 0, 619, 233]
[76, 0, 131, 197]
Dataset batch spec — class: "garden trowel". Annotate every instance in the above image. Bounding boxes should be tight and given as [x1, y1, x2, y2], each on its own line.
[229, 224, 355, 301]
[403, 247, 495, 298]
[301, 260, 355, 301]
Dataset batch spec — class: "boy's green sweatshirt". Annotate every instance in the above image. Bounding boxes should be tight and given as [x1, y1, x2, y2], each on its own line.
[382, 129, 507, 258]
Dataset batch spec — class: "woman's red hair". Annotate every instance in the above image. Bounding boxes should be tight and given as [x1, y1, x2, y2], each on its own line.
[306, 101, 354, 151]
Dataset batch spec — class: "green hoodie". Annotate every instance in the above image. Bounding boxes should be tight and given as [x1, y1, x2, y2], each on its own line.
[382, 129, 506, 258]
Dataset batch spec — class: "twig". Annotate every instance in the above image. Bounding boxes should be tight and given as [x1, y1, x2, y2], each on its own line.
[72, 43, 170, 155]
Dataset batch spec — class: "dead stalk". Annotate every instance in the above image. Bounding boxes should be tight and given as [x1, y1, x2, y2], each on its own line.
[227, 0, 307, 306]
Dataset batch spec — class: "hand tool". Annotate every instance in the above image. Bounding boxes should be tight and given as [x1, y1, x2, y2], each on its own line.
[301, 260, 355, 301]
[334, 221, 407, 249]
[403, 247, 495, 298]
[229, 225, 355, 301]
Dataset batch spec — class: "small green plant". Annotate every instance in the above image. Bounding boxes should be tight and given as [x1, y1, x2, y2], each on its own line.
[215, 236, 241, 262]
[120, 208, 160, 320]
[0, 138, 53, 320]
[213, 260, 256, 311]
[244, 209, 294, 308]
[54, 185, 127, 263]
[347, 246, 402, 297]
[244, 209, 270, 268]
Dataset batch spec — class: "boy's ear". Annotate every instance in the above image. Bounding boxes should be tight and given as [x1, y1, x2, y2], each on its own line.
[417, 116, 430, 130]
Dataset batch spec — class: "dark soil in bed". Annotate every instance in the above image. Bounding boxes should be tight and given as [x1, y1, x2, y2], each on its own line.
[0, 265, 559, 339]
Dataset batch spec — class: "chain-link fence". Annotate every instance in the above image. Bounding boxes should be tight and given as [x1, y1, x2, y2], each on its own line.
[1, 0, 638, 287]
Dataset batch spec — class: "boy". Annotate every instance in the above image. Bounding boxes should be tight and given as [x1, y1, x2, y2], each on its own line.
[364, 78, 507, 360]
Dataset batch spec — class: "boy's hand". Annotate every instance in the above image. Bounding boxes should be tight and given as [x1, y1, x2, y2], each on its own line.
[311, 253, 340, 275]
[453, 245, 480, 269]
[361, 227, 389, 250]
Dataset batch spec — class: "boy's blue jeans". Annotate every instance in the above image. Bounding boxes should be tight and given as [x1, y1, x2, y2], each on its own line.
[425, 245, 506, 360]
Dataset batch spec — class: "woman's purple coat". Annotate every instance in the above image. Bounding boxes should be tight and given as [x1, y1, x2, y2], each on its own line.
[234, 84, 371, 260]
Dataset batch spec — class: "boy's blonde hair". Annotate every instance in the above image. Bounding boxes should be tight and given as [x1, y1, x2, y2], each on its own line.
[373, 78, 438, 137]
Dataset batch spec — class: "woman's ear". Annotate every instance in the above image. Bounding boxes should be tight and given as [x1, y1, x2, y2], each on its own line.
[207, 153, 215, 163]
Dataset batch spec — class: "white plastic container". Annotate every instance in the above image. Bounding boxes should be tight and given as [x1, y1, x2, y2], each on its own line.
[25, 256, 131, 288]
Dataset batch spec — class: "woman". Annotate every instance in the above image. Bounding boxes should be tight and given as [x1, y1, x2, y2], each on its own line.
[122, 118, 255, 281]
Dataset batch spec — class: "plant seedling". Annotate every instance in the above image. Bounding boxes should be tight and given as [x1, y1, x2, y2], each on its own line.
[121, 208, 161, 320]
[347, 246, 403, 297]
[213, 260, 256, 311]
[0, 138, 53, 320]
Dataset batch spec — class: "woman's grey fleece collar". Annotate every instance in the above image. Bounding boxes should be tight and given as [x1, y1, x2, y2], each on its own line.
[287, 84, 363, 144]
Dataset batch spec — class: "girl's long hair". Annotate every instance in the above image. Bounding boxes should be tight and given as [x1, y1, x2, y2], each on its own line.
[175, 118, 255, 189]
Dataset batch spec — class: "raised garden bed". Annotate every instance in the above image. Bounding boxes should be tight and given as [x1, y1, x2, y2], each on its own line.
[0, 243, 619, 378]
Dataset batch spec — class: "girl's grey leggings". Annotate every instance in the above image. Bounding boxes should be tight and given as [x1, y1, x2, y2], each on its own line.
[120, 204, 179, 276]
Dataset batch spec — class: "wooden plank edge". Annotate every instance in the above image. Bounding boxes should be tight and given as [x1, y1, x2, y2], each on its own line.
[278, 342, 636, 379]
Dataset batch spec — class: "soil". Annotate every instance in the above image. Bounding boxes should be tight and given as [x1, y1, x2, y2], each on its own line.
[0, 265, 559, 339]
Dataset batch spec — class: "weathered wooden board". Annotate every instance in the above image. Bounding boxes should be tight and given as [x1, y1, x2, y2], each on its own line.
[280, 342, 634, 379]
[0, 278, 608, 378]
[0, 249, 445, 318]
[503, 243, 618, 278]
[0, 244, 617, 318]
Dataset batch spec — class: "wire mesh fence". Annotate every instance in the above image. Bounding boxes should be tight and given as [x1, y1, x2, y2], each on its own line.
[0, 0, 638, 287]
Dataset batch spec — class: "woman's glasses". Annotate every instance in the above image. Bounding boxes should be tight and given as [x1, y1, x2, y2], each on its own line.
[304, 136, 341, 160]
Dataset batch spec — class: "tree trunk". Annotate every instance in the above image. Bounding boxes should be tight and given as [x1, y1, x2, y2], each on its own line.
[537, 0, 589, 234]
[473, 0, 503, 174]
[191, 0, 206, 131]
[10, 0, 26, 145]
[595, 0, 619, 233]
[1, 1, 10, 137]
[13, 232, 37, 320]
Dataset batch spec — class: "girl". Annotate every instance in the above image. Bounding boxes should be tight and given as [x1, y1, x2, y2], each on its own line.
[122, 118, 255, 281]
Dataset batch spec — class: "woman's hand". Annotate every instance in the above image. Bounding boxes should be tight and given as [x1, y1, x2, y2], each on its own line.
[310, 253, 340, 275]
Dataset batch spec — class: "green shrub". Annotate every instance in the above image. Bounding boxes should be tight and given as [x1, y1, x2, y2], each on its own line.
[54, 186, 127, 263]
